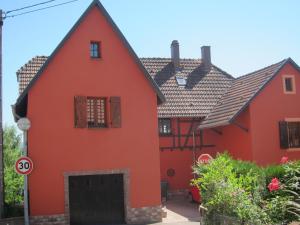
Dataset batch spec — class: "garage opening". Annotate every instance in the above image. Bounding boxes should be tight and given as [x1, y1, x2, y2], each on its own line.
[69, 174, 125, 225]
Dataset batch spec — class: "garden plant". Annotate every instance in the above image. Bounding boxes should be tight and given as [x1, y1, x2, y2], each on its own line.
[192, 153, 300, 225]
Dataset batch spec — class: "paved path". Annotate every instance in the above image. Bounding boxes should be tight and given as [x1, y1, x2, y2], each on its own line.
[155, 196, 200, 225]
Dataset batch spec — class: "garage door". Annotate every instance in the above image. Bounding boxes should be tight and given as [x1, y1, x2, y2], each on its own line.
[69, 174, 125, 225]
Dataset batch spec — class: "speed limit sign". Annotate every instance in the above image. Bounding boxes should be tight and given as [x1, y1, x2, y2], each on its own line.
[15, 156, 33, 175]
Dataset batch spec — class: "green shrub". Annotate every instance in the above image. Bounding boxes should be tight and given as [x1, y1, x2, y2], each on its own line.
[3, 125, 24, 217]
[263, 164, 285, 184]
[192, 153, 271, 224]
[192, 152, 300, 224]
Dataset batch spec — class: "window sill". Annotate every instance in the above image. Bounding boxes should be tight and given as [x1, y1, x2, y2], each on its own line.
[286, 148, 300, 152]
[87, 126, 108, 130]
[159, 133, 173, 137]
[90, 57, 102, 60]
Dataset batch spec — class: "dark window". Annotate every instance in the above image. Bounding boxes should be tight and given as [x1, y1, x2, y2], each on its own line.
[279, 121, 300, 149]
[159, 119, 171, 135]
[285, 77, 293, 92]
[87, 97, 107, 128]
[90, 41, 101, 58]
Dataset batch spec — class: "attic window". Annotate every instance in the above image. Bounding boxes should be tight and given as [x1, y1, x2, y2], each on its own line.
[283, 75, 296, 94]
[90, 41, 101, 58]
[176, 76, 186, 86]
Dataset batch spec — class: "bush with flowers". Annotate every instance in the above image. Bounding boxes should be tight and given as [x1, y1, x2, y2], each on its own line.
[192, 153, 300, 224]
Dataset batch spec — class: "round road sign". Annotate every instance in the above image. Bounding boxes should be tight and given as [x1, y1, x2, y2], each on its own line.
[198, 154, 213, 164]
[15, 156, 33, 175]
[17, 118, 31, 131]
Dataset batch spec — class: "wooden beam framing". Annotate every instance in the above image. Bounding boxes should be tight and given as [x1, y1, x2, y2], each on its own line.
[177, 118, 181, 149]
[160, 144, 215, 151]
[183, 119, 195, 148]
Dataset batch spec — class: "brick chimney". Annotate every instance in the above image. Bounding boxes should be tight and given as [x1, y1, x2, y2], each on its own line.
[171, 40, 180, 70]
[201, 46, 211, 72]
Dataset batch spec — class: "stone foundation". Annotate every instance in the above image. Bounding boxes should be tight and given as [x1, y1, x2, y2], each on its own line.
[126, 205, 162, 224]
[28, 205, 162, 225]
[30, 214, 67, 225]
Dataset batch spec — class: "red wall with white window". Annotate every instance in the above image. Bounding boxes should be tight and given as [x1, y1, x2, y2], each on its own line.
[27, 6, 161, 216]
[249, 63, 300, 165]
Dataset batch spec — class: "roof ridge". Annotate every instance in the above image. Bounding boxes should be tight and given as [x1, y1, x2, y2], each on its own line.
[139, 57, 201, 61]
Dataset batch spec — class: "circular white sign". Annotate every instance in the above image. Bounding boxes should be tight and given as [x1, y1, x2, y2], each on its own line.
[17, 118, 31, 131]
[15, 156, 33, 175]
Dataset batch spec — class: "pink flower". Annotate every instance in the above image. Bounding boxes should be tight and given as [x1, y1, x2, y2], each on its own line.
[280, 156, 288, 164]
[268, 178, 280, 192]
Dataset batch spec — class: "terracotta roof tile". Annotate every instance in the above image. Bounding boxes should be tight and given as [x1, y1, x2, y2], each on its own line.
[199, 59, 287, 129]
[140, 58, 233, 118]
[17, 56, 48, 94]
[17, 56, 234, 118]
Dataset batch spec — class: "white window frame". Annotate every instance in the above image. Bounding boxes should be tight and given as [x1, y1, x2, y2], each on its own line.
[282, 75, 296, 94]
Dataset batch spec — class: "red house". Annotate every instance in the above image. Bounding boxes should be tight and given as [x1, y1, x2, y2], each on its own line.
[146, 42, 300, 192]
[13, 1, 165, 224]
[13, 0, 300, 223]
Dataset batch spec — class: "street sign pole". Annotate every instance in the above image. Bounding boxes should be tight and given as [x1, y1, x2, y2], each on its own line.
[17, 118, 31, 225]
[23, 130, 29, 225]
[0, 9, 4, 219]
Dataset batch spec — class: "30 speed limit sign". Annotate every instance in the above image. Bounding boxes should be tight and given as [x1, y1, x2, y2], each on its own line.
[15, 156, 33, 175]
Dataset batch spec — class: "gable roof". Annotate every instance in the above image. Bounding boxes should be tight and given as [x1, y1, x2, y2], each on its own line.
[14, 0, 165, 116]
[141, 58, 233, 118]
[17, 56, 234, 118]
[199, 58, 300, 129]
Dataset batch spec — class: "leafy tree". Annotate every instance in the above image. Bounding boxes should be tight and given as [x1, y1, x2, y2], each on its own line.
[3, 125, 23, 205]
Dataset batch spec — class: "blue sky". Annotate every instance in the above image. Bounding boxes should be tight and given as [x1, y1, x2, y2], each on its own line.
[1, 0, 300, 126]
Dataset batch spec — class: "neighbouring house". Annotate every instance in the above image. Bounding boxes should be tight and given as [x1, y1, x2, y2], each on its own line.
[13, 0, 300, 223]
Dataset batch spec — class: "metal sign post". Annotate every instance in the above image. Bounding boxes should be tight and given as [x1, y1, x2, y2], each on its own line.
[17, 118, 31, 225]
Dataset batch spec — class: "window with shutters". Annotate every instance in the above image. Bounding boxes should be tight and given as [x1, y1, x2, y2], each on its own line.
[159, 119, 172, 135]
[279, 120, 300, 149]
[87, 97, 107, 128]
[74, 96, 121, 129]
[282, 75, 296, 94]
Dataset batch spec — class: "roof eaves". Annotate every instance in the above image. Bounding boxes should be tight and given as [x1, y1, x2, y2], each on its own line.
[229, 58, 289, 123]
[198, 121, 231, 130]
[16, 0, 165, 109]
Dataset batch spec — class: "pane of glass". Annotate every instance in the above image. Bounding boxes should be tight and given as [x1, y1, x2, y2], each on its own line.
[176, 76, 186, 86]
[287, 122, 300, 148]
[285, 78, 293, 92]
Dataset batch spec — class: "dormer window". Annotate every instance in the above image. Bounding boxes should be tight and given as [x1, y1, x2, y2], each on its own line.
[283, 75, 296, 94]
[176, 76, 186, 86]
[90, 41, 101, 58]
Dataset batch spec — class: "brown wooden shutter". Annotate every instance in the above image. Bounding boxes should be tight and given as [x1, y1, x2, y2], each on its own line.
[279, 121, 289, 149]
[74, 96, 87, 128]
[110, 96, 121, 128]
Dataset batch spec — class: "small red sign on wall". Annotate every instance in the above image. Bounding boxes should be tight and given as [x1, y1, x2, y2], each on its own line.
[198, 154, 213, 164]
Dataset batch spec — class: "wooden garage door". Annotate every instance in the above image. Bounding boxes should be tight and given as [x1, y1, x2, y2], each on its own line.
[69, 174, 125, 225]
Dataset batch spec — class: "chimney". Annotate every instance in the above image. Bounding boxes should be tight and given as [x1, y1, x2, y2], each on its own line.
[171, 40, 180, 70]
[201, 46, 211, 72]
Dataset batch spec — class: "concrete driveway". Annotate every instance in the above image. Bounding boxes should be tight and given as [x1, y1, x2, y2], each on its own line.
[153, 196, 200, 225]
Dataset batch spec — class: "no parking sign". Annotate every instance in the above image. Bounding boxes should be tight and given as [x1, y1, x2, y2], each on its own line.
[15, 156, 33, 175]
